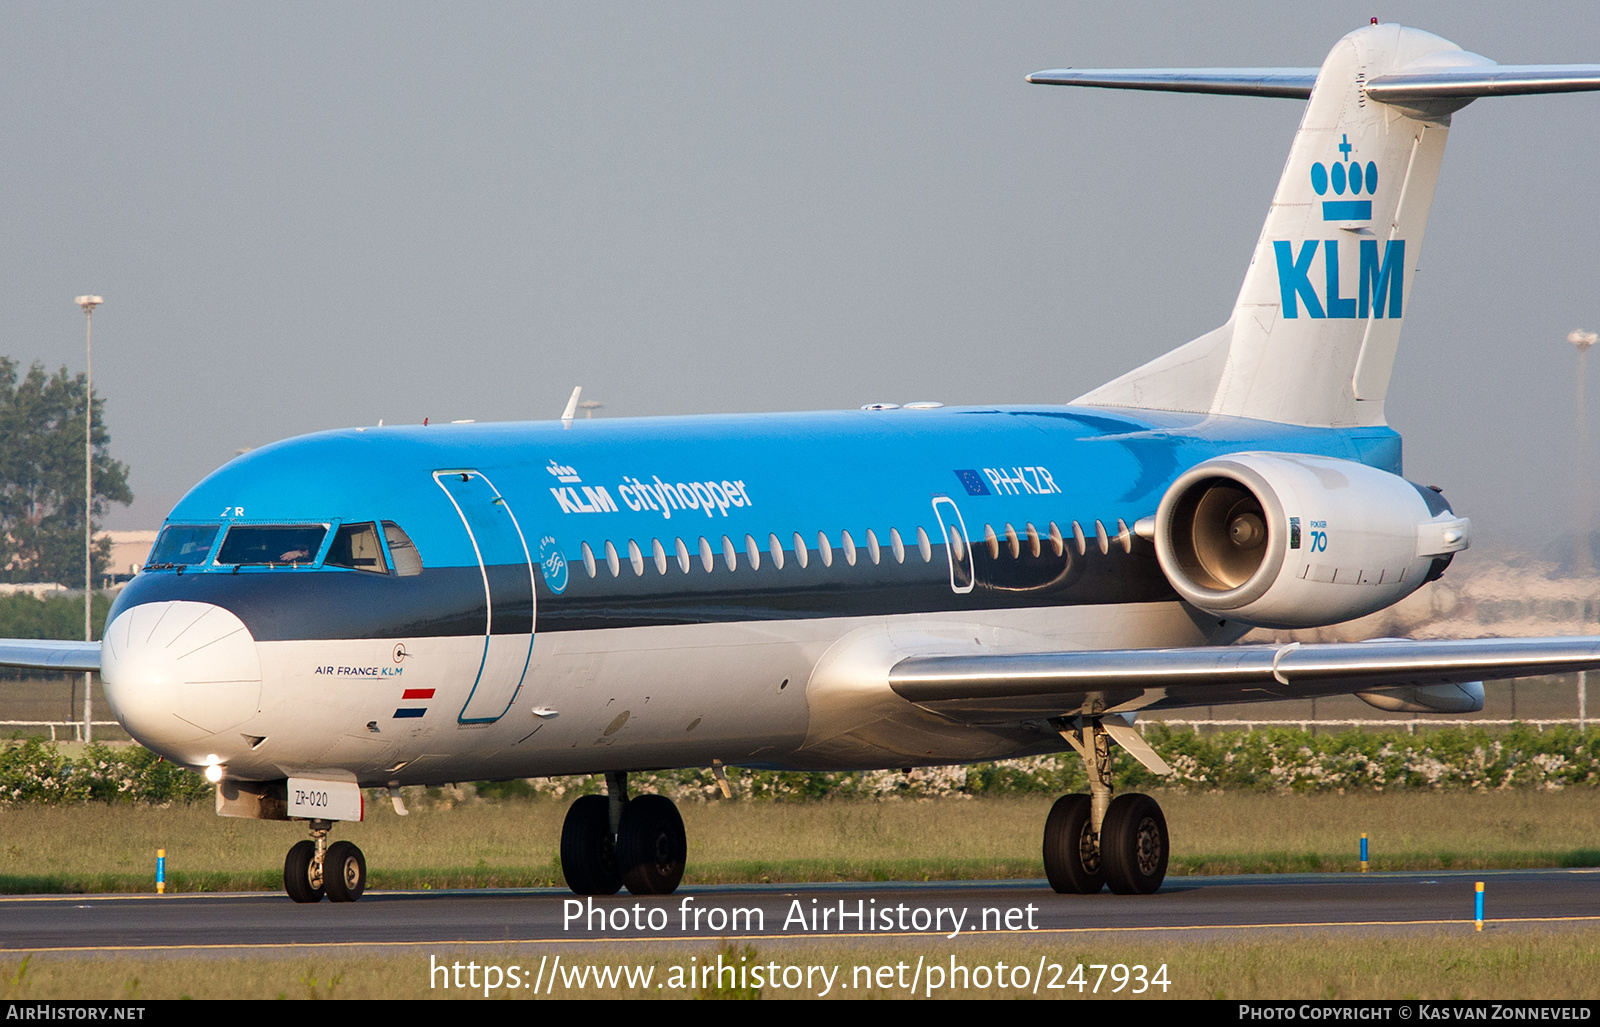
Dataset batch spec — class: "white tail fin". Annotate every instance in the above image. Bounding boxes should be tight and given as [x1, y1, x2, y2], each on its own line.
[1044, 24, 1600, 427]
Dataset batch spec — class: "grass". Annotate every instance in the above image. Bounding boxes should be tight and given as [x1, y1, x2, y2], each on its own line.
[3, 790, 1600, 893]
[4, 793, 1599, 1000]
[1, 930, 1597, 999]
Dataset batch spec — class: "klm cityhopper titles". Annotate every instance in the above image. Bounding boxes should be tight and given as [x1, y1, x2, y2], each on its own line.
[7, 22, 1600, 903]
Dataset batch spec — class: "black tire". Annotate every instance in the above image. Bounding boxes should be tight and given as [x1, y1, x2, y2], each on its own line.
[284, 839, 325, 903]
[324, 841, 367, 903]
[561, 794, 622, 895]
[616, 794, 687, 896]
[1100, 793, 1169, 895]
[1043, 793, 1104, 894]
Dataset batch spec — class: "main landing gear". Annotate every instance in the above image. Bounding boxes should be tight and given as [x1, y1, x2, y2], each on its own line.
[561, 771, 687, 896]
[1044, 717, 1170, 895]
[284, 819, 368, 903]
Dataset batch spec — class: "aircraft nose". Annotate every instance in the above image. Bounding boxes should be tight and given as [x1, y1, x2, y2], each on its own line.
[101, 601, 262, 759]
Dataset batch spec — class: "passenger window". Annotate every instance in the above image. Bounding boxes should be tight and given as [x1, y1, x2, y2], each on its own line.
[1004, 523, 1020, 559]
[889, 527, 905, 564]
[792, 532, 809, 569]
[699, 536, 715, 573]
[326, 522, 388, 573]
[217, 524, 328, 567]
[1025, 522, 1041, 558]
[948, 525, 966, 563]
[721, 535, 738, 571]
[1072, 521, 1087, 556]
[675, 537, 691, 574]
[817, 531, 833, 568]
[768, 532, 785, 570]
[916, 526, 932, 562]
[628, 539, 645, 576]
[865, 529, 881, 565]
[841, 530, 857, 566]
[1047, 521, 1064, 557]
[983, 524, 1000, 560]
[382, 522, 424, 576]
[652, 538, 668, 575]
[604, 540, 621, 577]
[745, 534, 761, 571]
[581, 542, 597, 578]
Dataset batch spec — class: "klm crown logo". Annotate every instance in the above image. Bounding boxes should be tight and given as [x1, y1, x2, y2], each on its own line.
[1311, 134, 1377, 222]
[545, 459, 581, 483]
[1273, 134, 1403, 321]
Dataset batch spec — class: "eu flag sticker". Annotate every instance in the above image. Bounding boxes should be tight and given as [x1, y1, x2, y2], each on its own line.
[954, 470, 991, 496]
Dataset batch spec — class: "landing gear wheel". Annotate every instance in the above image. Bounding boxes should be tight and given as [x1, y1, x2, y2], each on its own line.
[561, 794, 622, 895]
[616, 794, 687, 896]
[1043, 793, 1104, 894]
[324, 841, 367, 902]
[284, 839, 325, 903]
[1100, 793, 1168, 895]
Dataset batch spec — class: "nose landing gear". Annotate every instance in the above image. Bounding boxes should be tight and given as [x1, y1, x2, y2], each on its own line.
[284, 820, 368, 903]
[561, 772, 687, 896]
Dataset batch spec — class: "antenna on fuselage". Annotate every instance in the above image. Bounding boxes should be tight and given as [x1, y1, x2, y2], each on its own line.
[561, 385, 583, 429]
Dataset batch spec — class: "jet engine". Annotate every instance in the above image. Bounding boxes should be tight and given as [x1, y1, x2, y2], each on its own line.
[1152, 453, 1469, 629]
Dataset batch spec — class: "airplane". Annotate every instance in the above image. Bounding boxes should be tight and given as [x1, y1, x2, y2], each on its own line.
[6, 20, 1600, 903]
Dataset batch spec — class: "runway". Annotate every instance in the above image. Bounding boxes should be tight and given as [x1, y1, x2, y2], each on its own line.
[4, 869, 1599, 955]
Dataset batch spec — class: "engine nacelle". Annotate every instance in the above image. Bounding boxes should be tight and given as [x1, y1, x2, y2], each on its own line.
[1153, 453, 1470, 629]
[1356, 682, 1485, 714]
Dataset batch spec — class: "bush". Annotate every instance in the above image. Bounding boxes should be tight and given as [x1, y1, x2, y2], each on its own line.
[5, 726, 1598, 807]
[0, 740, 210, 805]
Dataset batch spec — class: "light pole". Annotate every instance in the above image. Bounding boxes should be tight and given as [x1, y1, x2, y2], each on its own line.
[1569, 329, 1596, 731]
[76, 295, 102, 743]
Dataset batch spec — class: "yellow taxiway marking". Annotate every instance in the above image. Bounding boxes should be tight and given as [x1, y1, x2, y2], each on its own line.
[6, 915, 1600, 955]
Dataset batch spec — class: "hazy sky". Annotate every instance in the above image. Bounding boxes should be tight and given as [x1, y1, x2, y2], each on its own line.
[3, 2, 1597, 549]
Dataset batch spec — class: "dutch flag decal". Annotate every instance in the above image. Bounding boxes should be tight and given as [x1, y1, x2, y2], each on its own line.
[395, 688, 435, 719]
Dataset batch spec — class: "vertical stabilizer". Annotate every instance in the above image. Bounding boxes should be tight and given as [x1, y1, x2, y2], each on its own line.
[1073, 25, 1471, 426]
[1211, 25, 1455, 426]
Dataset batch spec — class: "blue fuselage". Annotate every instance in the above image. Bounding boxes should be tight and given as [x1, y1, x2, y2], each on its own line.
[112, 405, 1399, 638]
[101, 404, 1401, 783]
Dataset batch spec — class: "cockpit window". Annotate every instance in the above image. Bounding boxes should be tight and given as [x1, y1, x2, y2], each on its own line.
[148, 524, 219, 566]
[324, 522, 388, 574]
[382, 521, 424, 577]
[377, 518, 422, 575]
[216, 525, 328, 566]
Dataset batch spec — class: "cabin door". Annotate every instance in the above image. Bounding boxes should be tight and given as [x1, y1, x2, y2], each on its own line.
[931, 496, 975, 594]
[433, 470, 537, 724]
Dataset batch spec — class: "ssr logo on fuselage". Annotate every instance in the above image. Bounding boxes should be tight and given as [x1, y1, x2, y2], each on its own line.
[1274, 134, 1404, 321]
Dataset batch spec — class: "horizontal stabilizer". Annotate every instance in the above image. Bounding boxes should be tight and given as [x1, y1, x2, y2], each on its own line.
[889, 636, 1600, 723]
[1028, 64, 1600, 103]
[0, 639, 101, 673]
[1025, 68, 1316, 98]
[1366, 64, 1600, 100]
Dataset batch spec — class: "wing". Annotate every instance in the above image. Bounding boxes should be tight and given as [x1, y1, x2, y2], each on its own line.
[889, 636, 1600, 724]
[0, 639, 101, 673]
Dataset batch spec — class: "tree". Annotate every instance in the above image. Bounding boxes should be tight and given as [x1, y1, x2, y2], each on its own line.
[0, 358, 132, 586]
